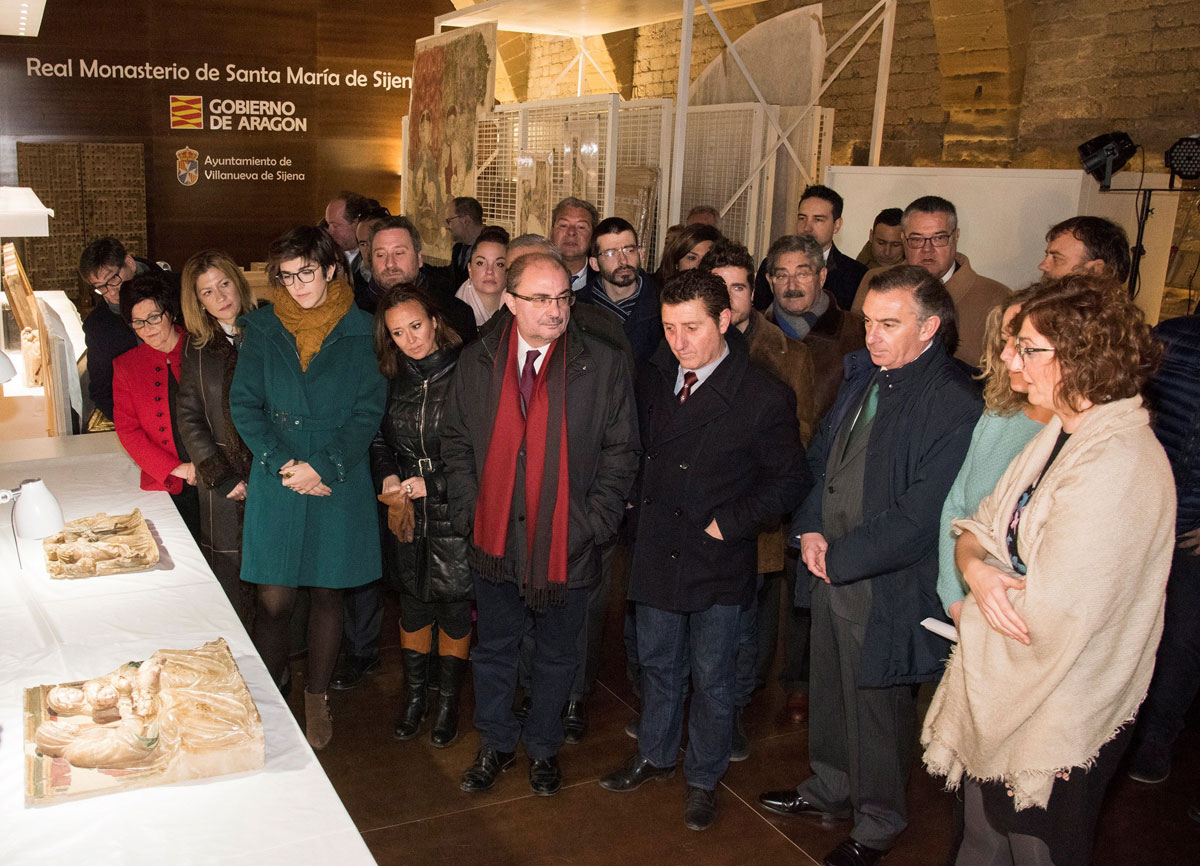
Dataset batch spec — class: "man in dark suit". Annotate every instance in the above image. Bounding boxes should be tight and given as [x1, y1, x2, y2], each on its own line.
[79, 237, 181, 427]
[362, 215, 477, 343]
[754, 184, 867, 312]
[758, 265, 981, 866]
[600, 270, 809, 831]
[442, 196, 484, 287]
[577, 216, 661, 368]
[324, 191, 377, 299]
[442, 252, 639, 797]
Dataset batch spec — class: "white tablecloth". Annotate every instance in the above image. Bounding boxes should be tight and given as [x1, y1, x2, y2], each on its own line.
[0, 441, 376, 866]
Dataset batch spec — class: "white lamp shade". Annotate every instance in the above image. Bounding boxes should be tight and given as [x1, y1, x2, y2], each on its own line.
[0, 351, 15, 384]
[13, 478, 64, 539]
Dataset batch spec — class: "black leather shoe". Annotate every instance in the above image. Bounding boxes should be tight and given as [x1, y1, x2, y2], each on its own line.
[459, 746, 516, 793]
[823, 838, 888, 866]
[513, 695, 532, 723]
[599, 753, 675, 792]
[758, 789, 851, 821]
[730, 709, 749, 761]
[684, 786, 717, 831]
[562, 699, 588, 744]
[329, 655, 381, 690]
[624, 714, 639, 739]
[529, 756, 562, 796]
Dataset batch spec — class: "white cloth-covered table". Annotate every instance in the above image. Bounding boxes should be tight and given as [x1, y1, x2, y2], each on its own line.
[0, 437, 376, 866]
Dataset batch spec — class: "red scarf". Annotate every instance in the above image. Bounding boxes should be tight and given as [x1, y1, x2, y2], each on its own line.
[471, 320, 570, 610]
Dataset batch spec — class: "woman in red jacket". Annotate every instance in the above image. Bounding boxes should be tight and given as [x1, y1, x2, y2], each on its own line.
[112, 273, 200, 541]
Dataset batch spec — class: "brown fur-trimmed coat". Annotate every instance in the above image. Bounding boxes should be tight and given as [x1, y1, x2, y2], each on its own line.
[177, 328, 254, 620]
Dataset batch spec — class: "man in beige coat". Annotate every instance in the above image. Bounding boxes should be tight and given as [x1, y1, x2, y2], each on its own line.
[851, 196, 1008, 369]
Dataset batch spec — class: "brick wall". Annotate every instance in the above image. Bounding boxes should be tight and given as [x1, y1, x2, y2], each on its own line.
[1016, 0, 1200, 255]
[515, 0, 1199, 255]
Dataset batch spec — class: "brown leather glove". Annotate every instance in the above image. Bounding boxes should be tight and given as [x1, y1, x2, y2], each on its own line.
[377, 489, 415, 543]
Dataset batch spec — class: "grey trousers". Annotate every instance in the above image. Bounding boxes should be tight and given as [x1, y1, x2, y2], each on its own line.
[797, 582, 917, 850]
[957, 780, 1055, 866]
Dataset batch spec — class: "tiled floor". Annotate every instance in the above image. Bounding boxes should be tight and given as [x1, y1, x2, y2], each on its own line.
[286, 579, 1200, 865]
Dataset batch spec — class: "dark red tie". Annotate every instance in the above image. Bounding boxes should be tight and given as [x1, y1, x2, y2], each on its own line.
[520, 349, 541, 413]
[679, 370, 698, 404]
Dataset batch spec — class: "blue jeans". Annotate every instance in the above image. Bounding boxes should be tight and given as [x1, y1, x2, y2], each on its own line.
[636, 602, 741, 790]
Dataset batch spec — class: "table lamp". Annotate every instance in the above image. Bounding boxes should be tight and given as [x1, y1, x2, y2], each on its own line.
[0, 478, 64, 538]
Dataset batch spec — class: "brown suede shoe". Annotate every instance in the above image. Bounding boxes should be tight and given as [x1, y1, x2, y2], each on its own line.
[305, 690, 333, 751]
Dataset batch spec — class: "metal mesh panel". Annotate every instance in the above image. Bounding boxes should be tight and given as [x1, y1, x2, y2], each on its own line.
[525, 101, 611, 217]
[474, 113, 518, 234]
[682, 105, 766, 251]
[474, 95, 669, 243]
[616, 99, 671, 266]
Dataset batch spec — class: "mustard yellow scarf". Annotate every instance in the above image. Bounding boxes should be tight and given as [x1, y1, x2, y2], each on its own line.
[272, 278, 354, 371]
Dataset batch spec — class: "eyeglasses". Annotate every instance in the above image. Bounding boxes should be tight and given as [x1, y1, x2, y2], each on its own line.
[277, 266, 319, 287]
[444, 215, 460, 226]
[903, 233, 954, 250]
[1013, 344, 1055, 365]
[130, 311, 167, 331]
[508, 291, 575, 308]
[770, 267, 816, 284]
[91, 269, 124, 294]
[598, 245, 639, 261]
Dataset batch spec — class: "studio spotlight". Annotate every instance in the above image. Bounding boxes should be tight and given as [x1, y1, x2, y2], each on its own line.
[1079, 131, 1137, 190]
[1165, 135, 1200, 185]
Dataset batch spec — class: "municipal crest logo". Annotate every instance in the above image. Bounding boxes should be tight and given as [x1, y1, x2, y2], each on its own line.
[170, 95, 203, 129]
[176, 147, 199, 187]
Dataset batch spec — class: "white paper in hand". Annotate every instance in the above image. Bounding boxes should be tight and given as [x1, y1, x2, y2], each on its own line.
[921, 617, 959, 643]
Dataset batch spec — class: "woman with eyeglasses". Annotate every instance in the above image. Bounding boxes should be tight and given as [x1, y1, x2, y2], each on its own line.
[229, 226, 386, 750]
[454, 225, 510, 326]
[655, 222, 722, 287]
[112, 272, 201, 542]
[176, 250, 260, 626]
[937, 287, 1054, 631]
[370, 286, 471, 747]
[923, 274, 1172, 866]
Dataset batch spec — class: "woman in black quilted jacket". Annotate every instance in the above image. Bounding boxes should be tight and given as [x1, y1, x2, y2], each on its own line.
[370, 284, 471, 748]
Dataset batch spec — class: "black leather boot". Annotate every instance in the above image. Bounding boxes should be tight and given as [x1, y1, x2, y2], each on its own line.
[393, 649, 430, 740]
[430, 655, 468, 748]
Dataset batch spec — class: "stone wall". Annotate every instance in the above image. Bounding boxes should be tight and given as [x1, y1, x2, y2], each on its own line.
[513, 0, 1199, 257]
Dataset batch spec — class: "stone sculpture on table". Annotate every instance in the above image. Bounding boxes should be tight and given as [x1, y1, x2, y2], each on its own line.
[42, 508, 159, 578]
[24, 638, 264, 805]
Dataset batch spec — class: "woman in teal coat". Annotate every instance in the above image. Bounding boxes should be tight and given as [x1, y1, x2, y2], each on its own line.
[230, 225, 386, 750]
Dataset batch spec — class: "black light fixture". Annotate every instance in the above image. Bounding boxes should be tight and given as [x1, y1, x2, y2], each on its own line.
[1078, 131, 1137, 190]
[1165, 135, 1200, 187]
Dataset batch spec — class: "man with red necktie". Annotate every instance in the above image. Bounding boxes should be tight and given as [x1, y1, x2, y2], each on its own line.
[442, 251, 639, 799]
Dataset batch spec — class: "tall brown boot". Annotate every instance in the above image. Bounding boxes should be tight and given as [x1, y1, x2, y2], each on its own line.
[305, 690, 333, 751]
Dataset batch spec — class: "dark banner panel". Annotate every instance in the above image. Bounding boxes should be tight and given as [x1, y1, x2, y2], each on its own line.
[0, 0, 450, 274]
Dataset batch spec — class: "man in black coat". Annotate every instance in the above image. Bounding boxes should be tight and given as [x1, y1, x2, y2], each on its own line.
[754, 184, 867, 313]
[599, 270, 809, 831]
[442, 252, 639, 797]
[362, 215, 478, 343]
[442, 196, 485, 287]
[576, 216, 662, 369]
[79, 236, 181, 425]
[758, 265, 981, 866]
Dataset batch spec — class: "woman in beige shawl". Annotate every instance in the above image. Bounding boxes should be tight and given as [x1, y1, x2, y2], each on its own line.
[922, 274, 1173, 866]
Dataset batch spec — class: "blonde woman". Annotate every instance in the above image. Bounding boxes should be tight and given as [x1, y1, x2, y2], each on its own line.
[177, 250, 260, 626]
